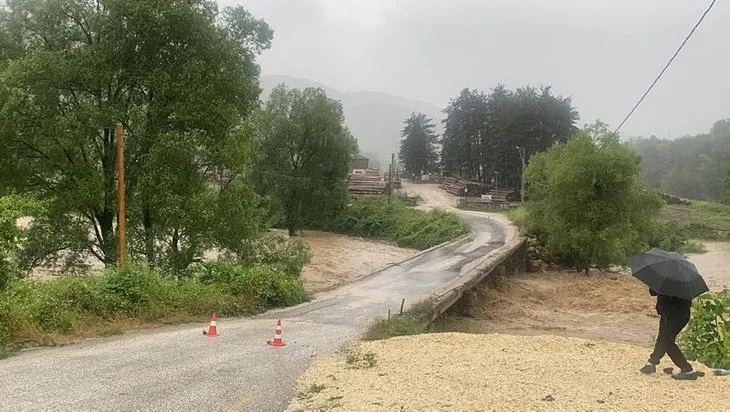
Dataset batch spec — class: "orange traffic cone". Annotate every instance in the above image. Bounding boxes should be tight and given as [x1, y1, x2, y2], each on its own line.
[267, 319, 285, 347]
[204, 312, 219, 337]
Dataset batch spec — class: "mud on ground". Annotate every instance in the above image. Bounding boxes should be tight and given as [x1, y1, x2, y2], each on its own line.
[299, 230, 418, 295]
[436, 271, 659, 347]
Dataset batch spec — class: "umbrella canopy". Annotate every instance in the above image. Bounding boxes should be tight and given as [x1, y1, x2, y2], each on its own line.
[629, 248, 709, 300]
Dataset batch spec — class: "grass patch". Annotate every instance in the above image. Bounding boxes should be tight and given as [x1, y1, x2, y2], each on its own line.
[683, 240, 707, 254]
[345, 349, 378, 369]
[298, 383, 327, 400]
[364, 298, 436, 340]
[662, 201, 730, 240]
[0, 262, 309, 357]
[314, 197, 470, 250]
[504, 206, 528, 228]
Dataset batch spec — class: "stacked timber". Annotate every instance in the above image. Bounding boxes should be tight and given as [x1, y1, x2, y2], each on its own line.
[439, 176, 489, 196]
[348, 169, 386, 195]
[439, 176, 467, 196]
[464, 181, 489, 196]
[662, 193, 691, 206]
[486, 188, 514, 203]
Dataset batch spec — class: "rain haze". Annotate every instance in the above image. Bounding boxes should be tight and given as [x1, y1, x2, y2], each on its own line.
[222, 0, 728, 143]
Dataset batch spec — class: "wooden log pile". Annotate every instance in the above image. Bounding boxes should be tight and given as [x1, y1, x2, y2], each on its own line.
[439, 176, 489, 196]
[662, 193, 691, 206]
[439, 176, 468, 196]
[486, 188, 515, 203]
[464, 181, 489, 196]
[348, 169, 386, 195]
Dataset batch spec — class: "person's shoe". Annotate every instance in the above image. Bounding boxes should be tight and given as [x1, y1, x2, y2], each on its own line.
[672, 371, 698, 380]
[714, 369, 730, 376]
[664, 367, 705, 377]
[640, 364, 656, 374]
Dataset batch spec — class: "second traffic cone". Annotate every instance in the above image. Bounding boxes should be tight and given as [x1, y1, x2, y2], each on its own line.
[267, 319, 285, 347]
[205, 312, 219, 337]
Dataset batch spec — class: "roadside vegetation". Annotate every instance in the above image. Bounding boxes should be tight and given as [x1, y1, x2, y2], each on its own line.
[364, 298, 436, 341]
[0, 232, 311, 358]
[680, 292, 730, 369]
[314, 197, 470, 250]
[661, 201, 730, 240]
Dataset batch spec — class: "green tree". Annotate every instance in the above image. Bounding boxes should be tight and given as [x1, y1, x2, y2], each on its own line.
[0, 0, 271, 270]
[255, 85, 358, 236]
[440, 88, 489, 180]
[524, 121, 662, 275]
[398, 113, 439, 180]
[725, 168, 730, 205]
[440, 85, 578, 186]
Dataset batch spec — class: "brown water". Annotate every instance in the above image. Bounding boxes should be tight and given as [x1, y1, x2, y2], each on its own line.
[687, 242, 730, 291]
[299, 230, 418, 294]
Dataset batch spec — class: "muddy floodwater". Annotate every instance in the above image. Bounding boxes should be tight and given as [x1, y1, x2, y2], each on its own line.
[686, 242, 730, 291]
[299, 230, 418, 294]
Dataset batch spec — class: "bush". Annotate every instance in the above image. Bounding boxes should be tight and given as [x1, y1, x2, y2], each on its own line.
[504, 207, 529, 230]
[314, 197, 470, 250]
[196, 261, 309, 308]
[680, 293, 730, 369]
[0, 262, 309, 356]
[364, 298, 436, 340]
[649, 221, 707, 255]
[231, 232, 311, 277]
[0, 195, 44, 289]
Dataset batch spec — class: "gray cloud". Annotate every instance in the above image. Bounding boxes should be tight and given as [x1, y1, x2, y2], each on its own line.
[221, 0, 729, 138]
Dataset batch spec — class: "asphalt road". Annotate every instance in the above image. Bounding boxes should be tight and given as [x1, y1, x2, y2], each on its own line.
[0, 211, 509, 411]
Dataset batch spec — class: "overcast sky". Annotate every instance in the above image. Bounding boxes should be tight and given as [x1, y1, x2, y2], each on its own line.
[221, 0, 728, 139]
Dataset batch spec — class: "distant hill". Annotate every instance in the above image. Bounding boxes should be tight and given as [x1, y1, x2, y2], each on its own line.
[260, 75, 443, 170]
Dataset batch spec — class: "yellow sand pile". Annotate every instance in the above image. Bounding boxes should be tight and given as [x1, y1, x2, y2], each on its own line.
[288, 333, 728, 411]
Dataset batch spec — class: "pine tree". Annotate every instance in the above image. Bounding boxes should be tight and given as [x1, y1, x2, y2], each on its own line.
[398, 113, 439, 180]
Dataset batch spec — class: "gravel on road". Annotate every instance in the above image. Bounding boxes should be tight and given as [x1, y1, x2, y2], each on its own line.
[288, 333, 727, 411]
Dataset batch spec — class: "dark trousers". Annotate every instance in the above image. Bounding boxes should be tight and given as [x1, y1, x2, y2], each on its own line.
[648, 314, 692, 372]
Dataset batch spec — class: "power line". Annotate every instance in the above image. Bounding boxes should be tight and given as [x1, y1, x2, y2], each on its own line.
[612, 0, 717, 136]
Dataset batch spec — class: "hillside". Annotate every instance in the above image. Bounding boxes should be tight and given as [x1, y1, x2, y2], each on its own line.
[629, 119, 730, 201]
[260, 75, 443, 170]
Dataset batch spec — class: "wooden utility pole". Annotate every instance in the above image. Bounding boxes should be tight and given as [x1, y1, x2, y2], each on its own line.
[516, 146, 526, 203]
[116, 123, 127, 267]
[388, 153, 395, 203]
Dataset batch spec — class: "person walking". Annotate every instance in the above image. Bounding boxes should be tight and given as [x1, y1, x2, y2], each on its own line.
[640, 289, 697, 380]
[628, 248, 709, 381]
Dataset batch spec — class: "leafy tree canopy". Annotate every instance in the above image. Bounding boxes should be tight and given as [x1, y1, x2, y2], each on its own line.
[524, 121, 662, 274]
[0, 0, 272, 270]
[441, 85, 578, 187]
[254, 84, 358, 236]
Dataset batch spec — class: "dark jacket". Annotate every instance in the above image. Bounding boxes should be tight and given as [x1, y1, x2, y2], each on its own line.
[650, 288, 692, 319]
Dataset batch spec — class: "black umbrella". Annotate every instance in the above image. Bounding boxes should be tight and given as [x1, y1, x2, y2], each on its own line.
[629, 248, 709, 300]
